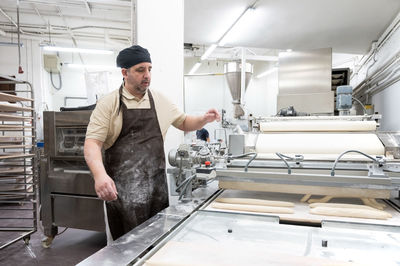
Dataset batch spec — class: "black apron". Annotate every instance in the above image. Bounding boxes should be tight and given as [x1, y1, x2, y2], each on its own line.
[104, 90, 169, 240]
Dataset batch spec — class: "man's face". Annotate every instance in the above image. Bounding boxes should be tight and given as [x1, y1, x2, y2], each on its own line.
[122, 62, 152, 95]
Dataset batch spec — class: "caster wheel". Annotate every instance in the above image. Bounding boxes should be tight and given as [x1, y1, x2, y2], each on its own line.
[41, 236, 54, 248]
[23, 236, 30, 245]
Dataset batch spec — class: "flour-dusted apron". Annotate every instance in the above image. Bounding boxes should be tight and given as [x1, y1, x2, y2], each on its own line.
[104, 90, 169, 240]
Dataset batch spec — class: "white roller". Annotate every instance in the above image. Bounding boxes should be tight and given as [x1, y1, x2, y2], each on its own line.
[255, 133, 385, 155]
[255, 153, 381, 161]
[260, 120, 377, 132]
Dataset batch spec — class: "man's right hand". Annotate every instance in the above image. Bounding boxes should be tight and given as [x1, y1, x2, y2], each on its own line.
[94, 174, 118, 201]
[84, 139, 117, 201]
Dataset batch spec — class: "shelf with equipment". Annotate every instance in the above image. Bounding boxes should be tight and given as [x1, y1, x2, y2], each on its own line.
[0, 75, 37, 249]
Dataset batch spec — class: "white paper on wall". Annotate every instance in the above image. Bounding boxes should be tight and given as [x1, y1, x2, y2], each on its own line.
[85, 71, 111, 104]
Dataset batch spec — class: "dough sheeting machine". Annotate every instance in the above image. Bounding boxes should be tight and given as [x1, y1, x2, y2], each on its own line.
[79, 115, 400, 265]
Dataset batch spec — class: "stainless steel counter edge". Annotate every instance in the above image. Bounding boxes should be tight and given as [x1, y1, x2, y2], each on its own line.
[77, 182, 220, 266]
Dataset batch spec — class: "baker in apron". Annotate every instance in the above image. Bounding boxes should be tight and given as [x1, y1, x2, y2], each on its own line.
[84, 45, 220, 241]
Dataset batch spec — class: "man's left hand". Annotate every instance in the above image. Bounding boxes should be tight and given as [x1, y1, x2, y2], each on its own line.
[203, 109, 221, 123]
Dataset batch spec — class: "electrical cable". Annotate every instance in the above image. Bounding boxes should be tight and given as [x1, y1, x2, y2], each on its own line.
[229, 152, 257, 159]
[175, 174, 195, 193]
[331, 150, 383, 176]
[50, 71, 62, 90]
[56, 227, 68, 236]
[244, 153, 257, 172]
[38, 203, 68, 238]
[352, 96, 367, 115]
[228, 152, 257, 172]
[275, 152, 292, 174]
[275, 153, 304, 174]
[178, 174, 196, 201]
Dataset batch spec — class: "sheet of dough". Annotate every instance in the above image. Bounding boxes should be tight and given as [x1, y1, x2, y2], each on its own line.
[260, 120, 377, 132]
[144, 241, 361, 266]
[310, 206, 391, 220]
[206, 190, 400, 226]
[210, 202, 294, 214]
[255, 133, 384, 155]
[215, 197, 294, 207]
[219, 181, 391, 199]
[309, 203, 376, 210]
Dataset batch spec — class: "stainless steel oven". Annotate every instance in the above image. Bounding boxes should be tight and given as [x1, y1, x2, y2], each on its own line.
[40, 111, 104, 247]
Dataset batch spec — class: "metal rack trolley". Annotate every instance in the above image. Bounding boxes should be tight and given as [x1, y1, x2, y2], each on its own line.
[0, 75, 36, 249]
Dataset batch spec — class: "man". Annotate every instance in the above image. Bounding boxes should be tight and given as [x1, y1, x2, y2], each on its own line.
[196, 128, 210, 142]
[84, 45, 220, 241]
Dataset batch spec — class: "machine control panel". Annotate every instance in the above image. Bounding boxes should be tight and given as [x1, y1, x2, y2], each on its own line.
[56, 127, 87, 156]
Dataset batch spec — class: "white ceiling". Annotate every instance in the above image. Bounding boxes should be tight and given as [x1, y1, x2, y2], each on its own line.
[0, 0, 131, 48]
[0, 0, 399, 55]
[185, 0, 400, 54]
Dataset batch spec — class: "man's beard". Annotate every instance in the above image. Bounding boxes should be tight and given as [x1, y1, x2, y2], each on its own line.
[134, 83, 149, 95]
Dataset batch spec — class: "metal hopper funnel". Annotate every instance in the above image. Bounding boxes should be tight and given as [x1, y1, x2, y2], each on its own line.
[224, 62, 253, 118]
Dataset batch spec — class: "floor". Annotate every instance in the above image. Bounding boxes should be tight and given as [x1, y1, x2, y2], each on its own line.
[0, 185, 183, 265]
[0, 228, 106, 265]
[0, 200, 106, 266]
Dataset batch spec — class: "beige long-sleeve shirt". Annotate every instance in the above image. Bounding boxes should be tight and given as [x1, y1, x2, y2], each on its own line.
[86, 86, 186, 150]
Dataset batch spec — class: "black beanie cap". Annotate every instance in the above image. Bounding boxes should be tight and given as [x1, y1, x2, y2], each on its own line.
[116, 45, 151, 69]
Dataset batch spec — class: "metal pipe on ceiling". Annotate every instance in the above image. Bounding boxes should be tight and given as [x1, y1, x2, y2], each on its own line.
[10, 0, 130, 10]
[0, 7, 129, 24]
[17, 0, 24, 74]
[352, 13, 400, 81]
[31, 3, 48, 25]
[83, 0, 92, 15]
[366, 74, 400, 97]
[0, 7, 26, 34]
[0, 22, 129, 33]
[353, 51, 400, 96]
[55, 5, 87, 70]
[131, 0, 137, 45]
[1, 27, 130, 44]
[71, 25, 129, 31]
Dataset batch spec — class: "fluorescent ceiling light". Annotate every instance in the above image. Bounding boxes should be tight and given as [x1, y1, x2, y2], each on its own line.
[256, 67, 277, 79]
[201, 44, 217, 60]
[0, 42, 23, 47]
[286, 49, 293, 52]
[43, 46, 113, 55]
[218, 7, 256, 47]
[65, 63, 119, 70]
[198, 4, 257, 61]
[188, 62, 201, 75]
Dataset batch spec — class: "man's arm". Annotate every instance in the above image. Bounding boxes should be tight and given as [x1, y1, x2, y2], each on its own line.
[177, 108, 220, 131]
[84, 138, 118, 201]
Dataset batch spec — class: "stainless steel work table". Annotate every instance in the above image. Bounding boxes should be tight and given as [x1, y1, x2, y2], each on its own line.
[77, 181, 219, 266]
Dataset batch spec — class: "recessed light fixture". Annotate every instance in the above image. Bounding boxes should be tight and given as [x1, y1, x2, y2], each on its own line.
[65, 63, 119, 70]
[42, 46, 113, 55]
